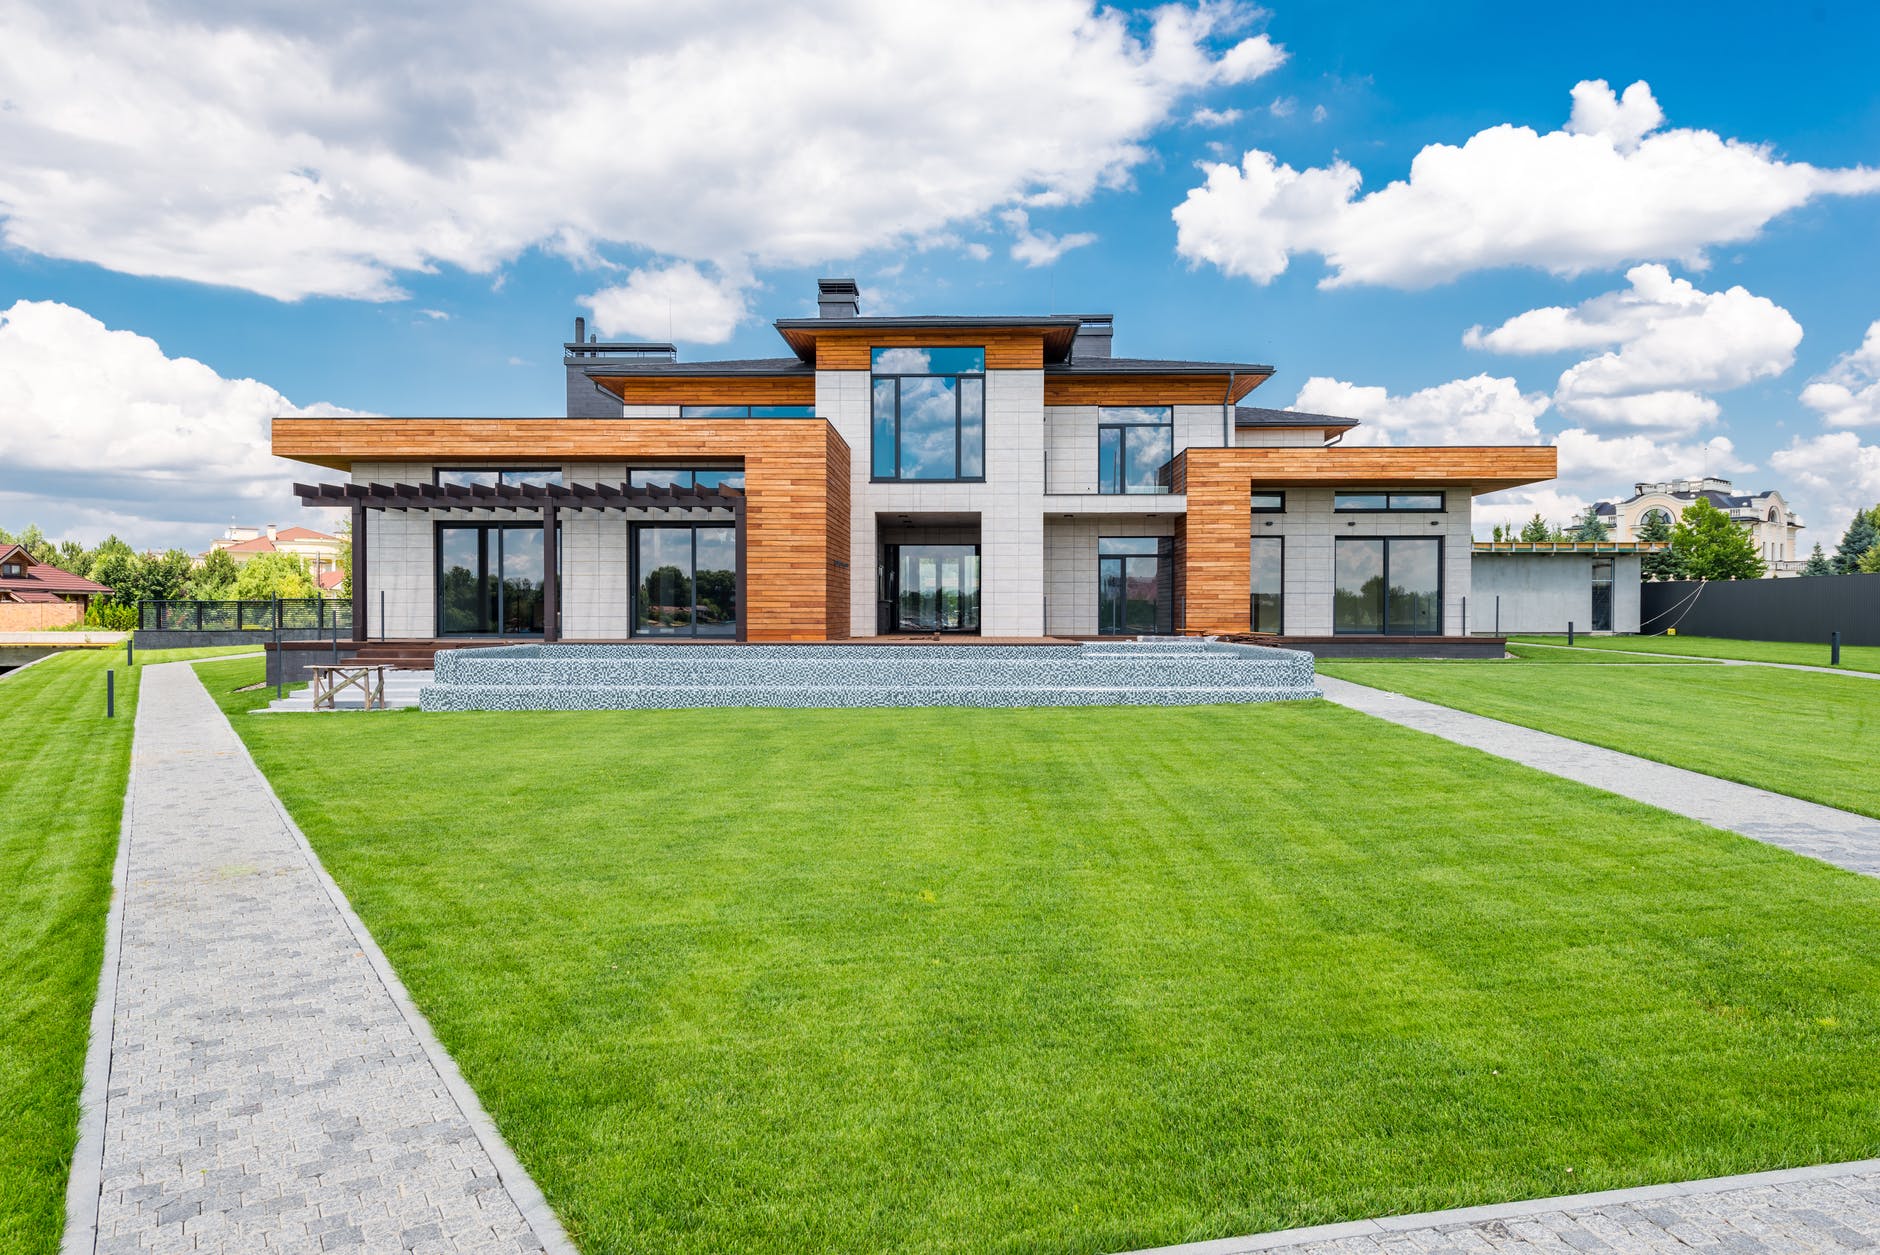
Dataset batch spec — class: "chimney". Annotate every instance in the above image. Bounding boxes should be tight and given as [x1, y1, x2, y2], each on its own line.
[266, 523, 277, 542]
[573, 315, 585, 345]
[1070, 314, 1113, 361]
[817, 278, 860, 319]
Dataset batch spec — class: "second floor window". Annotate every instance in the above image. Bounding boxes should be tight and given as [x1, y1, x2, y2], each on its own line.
[1098, 407, 1173, 494]
[629, 468, 745, 491]
[437, 468, 564, 489]
[679, 405, 814, 418]
[871, 347, 985, 481]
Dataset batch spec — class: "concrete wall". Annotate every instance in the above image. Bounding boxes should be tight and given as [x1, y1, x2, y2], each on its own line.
[1471, 553, 1643, 634]
[1256, 488, 1475, 636]
[1043, 515, 1178, 635]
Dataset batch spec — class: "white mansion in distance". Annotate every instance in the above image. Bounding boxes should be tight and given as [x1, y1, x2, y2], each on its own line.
[1594, 478, 1804, 577]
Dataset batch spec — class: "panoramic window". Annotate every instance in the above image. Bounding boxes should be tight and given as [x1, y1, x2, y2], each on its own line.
[628, 468, 746, 491]
[1250, 537, 1284, 633]
[1333, 491, 1445, 512]
[436, 524, 546, 635]
[678, 405, 814, 418]
[436, 468, 564, 489]
[634, 524, 737, 637]
[1250, 492, 1286, 513]
[1097, 407, 1173, 495]
[1334, 537, 1442, 635]
[870, 346, 985, 481]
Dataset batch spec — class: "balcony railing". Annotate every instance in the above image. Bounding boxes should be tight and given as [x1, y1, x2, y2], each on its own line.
[138, 598, 353, 632]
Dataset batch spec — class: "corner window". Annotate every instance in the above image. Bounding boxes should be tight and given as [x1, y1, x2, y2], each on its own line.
[679, 405, 814, 418]
[870, 347, 985, 481]
[628, 468, 745, 491]
[1097, 407, 1173, 495]
[437, 468, 564, 488]
[1334, 537, 1442, 635]
[1334, 491, 1445, 512]
[1250, 492, 1286, 513]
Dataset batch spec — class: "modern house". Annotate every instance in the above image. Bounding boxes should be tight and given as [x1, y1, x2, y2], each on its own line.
[1470, 541, 1663, 635]
[1596, 478, 1803, 576]
[207, 523, 347, 589]
[0, 544, 112, 629]
[272, 280, 1555, 652]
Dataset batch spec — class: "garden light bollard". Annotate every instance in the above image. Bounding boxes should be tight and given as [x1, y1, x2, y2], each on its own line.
[274, 595, 283, 700]
[1833, 630, 1842, 666]
[126, 636, 134, 667]
[1494, 595, 1500, 637]
[1568, 621, 1575, 647]
[106, 669, 114, 718]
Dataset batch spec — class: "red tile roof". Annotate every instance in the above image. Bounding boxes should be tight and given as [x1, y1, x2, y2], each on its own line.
[220, 536, 276, 554]
[0, 543, 112, 595]
[316, 569, 345, 590]
[5, 588, 65, 604]
[275, 526, 338, 542]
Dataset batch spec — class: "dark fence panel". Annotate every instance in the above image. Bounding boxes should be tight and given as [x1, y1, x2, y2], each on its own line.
[1641, 575, 1880, 646]
[137, 598, 352, 633]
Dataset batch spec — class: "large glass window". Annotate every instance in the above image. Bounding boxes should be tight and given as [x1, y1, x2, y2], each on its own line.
[1097, 407, 1173, 495]
[437, 468, 563, 488]
[628, 468, 746, 491]
[1097, 537, 1171, 635]
[870, 347, 985, 481]
[634, 524, 737, 637]
[1250, 537, 1284, 634]
[1334, 538, 1442, 635]
[1334, 490, 1445, 512]
[884, 544, 981, 633]
[679, 405, 814, 418]
[436, 525, 545, 635]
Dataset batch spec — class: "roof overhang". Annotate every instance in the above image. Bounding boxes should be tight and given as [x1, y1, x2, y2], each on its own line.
[1180, 445, 1558, 494]
[773, 316, 1082, 364]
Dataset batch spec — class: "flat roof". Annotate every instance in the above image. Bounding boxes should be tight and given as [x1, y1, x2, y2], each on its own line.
[1474, 541, 1669, 553]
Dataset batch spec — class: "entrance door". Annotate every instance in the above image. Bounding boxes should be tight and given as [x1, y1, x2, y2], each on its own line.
[1591, 558, 1614, 632]
[1097, 538, 1165, 635]
[892, 545, 980, 633]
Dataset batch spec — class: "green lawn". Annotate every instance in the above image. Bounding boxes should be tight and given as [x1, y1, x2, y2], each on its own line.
[1512, 633, 1880, 673]
[1321, 658, 1880, 819]
[0, 647, 256, 1254]
[1503, 643, 1716, 665]
[195, 655, 1880, 1255]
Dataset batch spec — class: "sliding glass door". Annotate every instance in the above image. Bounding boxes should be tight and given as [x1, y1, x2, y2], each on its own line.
[437, 525, 545, 636]
[1097, 537, 1169, 635]
[1334, 537, 1442, 634]
[634, 524, 737, 637]
[887, 545, 980, 633]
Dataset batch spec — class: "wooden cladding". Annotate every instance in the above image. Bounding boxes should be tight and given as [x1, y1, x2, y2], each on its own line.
[273, 417, 852, 641]
[1043, 372, 1269, 406]
[588, 375, 816, 405]
[1175, 445, 1557, 635]
[781, 327, 1050, 371]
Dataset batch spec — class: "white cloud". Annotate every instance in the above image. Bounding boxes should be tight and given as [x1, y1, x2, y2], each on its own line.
[1267, 97, 1295, 119]
[416, 309, 450, 321]
[1293, 374, 1549, 446]
[1189, 106, 1243, 127]
[963, 242, 993, 262]
[1173, 79, 1880, 288]
[1001, 208, 1098, 267]
[1800, 320, 1880, 428]
[1311, 103, 1327, 123]
[0, 300, 357, 547]
[0, 0, 1283, 316]
[1466, 265, 1802, 432]
[1772, 431, 1880, 540]
[582, 262, 750, 345]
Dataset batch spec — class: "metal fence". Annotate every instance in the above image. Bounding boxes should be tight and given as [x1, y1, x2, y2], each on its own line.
[138, 598, 352, 632]
[1641, 574, 1880, 646]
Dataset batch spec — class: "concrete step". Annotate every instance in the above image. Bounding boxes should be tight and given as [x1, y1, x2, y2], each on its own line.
[420, 684, 1321, 711]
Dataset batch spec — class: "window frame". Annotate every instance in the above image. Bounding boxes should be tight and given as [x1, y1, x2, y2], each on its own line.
[1333, 536, 1444, 636]
[626, 466, 746, 491]
[1249, 491, 1286, 513]
[1333, 490, 1447, 513]
[433, 521, 549, 637]
[677, 404, 815, 418]
[433, 467, 565, 488]
[630, 521, 740, 638]
[1250, 535, 1284, 634]
[869, 347, 987, 483]
[1096, 406, 1175, 496]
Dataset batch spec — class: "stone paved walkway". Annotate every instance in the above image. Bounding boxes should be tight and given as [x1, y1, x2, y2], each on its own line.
[73, 662, 570, 1255]
[1317, 674, 1880, 877]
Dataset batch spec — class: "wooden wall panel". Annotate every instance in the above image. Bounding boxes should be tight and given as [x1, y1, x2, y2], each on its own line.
[591, 375, 816, 405]
[789, 328, 1047, 370]
[273, 417, 852, 642]
[1043, 373, 1269, 406]
[1175, 446, 1557, 635]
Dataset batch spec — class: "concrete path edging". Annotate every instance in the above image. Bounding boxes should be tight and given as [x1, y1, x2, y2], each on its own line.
[225, 672, 579, 1255]
[1516, 638, 1880, 679]
[1118, 1157, 1880, 1254]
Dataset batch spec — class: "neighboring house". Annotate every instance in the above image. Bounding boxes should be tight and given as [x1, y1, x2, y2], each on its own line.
[316, 568, 346, 593]
[272, 279, 1556, 648]
[1471, 541, 1664, 635]
[0, 543, 113, 629]
[207, 523, 346, 588]
[1596, 478, 1804, 576]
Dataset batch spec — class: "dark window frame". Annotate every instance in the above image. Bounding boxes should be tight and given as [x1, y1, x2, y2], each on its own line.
[1250, 491, 1286, 513]
[626, 466, 746, 491]
[1096, 406, 1175, 496]
[434, 467, 565, 488]
[1333, 490, 1447, 513]
[677, 404, 815, 418]
[1333, 536, 1444, 636]
[1096, 535, 1174, 636]
[630, 521, 739, 639]
[1250, 535, 1284, 634]
[433, 521, 550, 637]
[870, 347, 987, 484]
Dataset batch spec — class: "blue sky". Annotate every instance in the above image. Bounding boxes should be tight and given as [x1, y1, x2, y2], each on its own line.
[2, 0, 1878, 551]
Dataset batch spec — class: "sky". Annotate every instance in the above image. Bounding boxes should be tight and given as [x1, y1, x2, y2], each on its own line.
[2, 0, 1878, 553]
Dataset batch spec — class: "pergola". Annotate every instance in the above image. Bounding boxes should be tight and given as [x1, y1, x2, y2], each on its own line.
[293, 480, 747, 643]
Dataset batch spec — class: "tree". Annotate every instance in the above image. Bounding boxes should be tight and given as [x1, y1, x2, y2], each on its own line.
[1671, 498, 1764, 580]
[1636, 507, 1686, 581]
[1518, 514, 1552, 542]
[1860, 543, 1880, 575]
[335, 520, 353, 599]
[1832, 506, 1879, 573]
[1567, 505, 1610, 542]
[56, 539, 92, 577]
[229, 551, 316, 600]
[1490, 524, 1505, 543]
[87, 538, 139, 606]
[1800, 543, 1834, 577]
[189, 547, 240, 599]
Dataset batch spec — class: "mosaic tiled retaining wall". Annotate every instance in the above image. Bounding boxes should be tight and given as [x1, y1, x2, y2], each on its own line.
[421, 639, 1319, 711]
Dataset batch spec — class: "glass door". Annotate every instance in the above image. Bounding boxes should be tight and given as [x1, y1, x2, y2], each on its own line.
[1097, 538, 1165, 635]
[892, 545, 980, 633]
[437, 524, 545, 635]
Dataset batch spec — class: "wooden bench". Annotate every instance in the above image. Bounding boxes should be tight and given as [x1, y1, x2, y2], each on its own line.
[307, 662, 387, 711]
